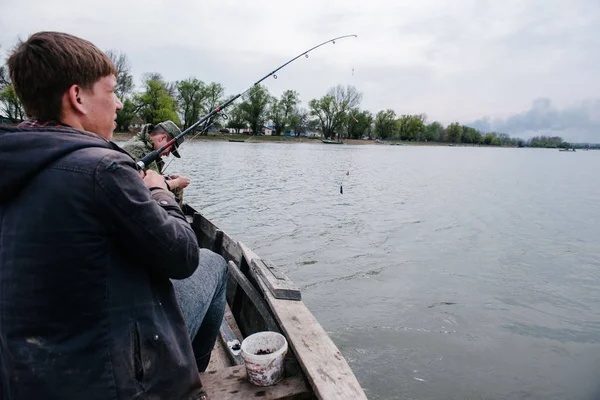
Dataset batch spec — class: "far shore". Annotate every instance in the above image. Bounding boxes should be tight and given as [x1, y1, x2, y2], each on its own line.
[112, 132, 531, 148]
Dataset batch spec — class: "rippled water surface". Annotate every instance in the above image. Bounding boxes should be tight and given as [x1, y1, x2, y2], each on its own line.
[143, 141, 600, 400]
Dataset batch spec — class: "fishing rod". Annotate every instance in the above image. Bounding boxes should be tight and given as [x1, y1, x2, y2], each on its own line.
[161, 118, 218, 173]
[136, 34, 358, 171]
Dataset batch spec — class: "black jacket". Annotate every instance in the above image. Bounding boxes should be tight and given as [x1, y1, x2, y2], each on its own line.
[0, 126, 203, 399]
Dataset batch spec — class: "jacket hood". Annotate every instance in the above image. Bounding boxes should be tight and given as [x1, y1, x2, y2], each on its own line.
[0, 126, 121, 203]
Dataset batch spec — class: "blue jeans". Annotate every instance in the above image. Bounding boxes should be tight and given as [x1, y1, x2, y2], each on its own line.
[172, 248, 228, 372]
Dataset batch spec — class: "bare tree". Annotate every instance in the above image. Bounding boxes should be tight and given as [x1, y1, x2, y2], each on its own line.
[0, 46, 8, 90]
[105, 49, 134, 99]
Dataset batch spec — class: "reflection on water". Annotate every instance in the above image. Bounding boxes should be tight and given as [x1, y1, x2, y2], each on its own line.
[129, 141, 600, 400]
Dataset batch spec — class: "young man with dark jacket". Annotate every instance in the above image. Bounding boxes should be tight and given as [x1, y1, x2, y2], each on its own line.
[0, 31, 225, 399]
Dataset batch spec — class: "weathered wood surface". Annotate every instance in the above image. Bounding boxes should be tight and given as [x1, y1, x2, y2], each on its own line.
[200, 364, 313, 400]
[239, 244, 367, 400]
[251, 258, 301, 301]
[221, 232, 242, 266]
[224, 302, 243, 341]
[206, 332, 230, 372]
[228, 261, 280, 333]
[191, 212, 222, 251]
[220, 318, 244, 366]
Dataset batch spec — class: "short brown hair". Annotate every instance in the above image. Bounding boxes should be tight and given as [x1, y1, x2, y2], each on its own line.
[7, 31, 117, 122]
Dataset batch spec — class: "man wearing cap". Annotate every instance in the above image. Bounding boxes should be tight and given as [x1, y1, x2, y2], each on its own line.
[122, 120, 191, 202]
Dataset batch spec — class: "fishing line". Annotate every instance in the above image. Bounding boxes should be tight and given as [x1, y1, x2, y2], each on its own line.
[161, 118, 218, 174]
[339, 170, 350, 194]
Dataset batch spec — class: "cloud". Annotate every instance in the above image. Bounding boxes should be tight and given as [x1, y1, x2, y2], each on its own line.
[468, 98, 600, 142]
[1, 0, 599, 140]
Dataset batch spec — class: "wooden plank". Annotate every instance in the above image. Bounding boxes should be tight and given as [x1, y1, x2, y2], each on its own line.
[251, 258, 301, 301]
[239, 241, 300, 301]
[259, 258, 288, 280]
[212, 229, 223, 254]
[239, 243, 366, 399]
[206, 332, 230, 372]
[231, 243, 254, 322]
[192, 213, 220, 250]
[227, 261, 280, 333]
[221, 232, 242, 265]
[224, 302, 243, 341]
[220, 318, 244, 366]
[200, 364, 313, 400]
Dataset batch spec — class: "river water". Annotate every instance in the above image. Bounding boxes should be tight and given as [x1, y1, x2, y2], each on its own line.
[143, 141, 600, 400]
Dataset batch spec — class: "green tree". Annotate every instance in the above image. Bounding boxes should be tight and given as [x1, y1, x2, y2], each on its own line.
[289, 107, 309, 137]
[204, 83, 225, 113]
[528, 135, 564, 148]
[497, 133, 511, 146]
[135, 75, 180, 125]
[309, 95, 336, 139]
[1, 48, 26, 122]
[269, 98, 285, 135]
[281, 90, 299, 113]
[115, 98, 137, 132]
[270, 89, 300, 135]
[0, 83, 26, 122]
[239, 84, 271, 134]
[226, 103, 247, 133]
[176, 78, 205, 130]
[200, 82, 226, 134]
[482, 133, 494, 145]
[461, 126, 482, 144]
[374, 109, 397, 139]
[309, 85, 362, 139]
[445, 122, 463, 143]
[347, 109, 374, 139]
[397, 114, 426, 141]
[175, 80, 225, 133]
[0, 60, 9, 89]
[425, 122, 442, 142]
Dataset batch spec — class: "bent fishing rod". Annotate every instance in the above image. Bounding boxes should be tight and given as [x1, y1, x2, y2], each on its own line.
[136, 34, 358, 171]
[161, 118, 218, 173]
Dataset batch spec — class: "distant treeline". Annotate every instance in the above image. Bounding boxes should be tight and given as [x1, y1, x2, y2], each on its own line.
[372, 113, 585, 148]
[0, 48, 595, 148]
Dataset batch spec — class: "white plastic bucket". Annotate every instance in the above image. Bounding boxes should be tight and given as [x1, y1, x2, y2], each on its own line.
[240, 331, 288, 386]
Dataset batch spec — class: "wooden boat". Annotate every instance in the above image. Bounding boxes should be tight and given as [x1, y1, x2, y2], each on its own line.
[322, 140, 344, 144]
[229, 139, 247, 143]
[559, 148, 576, 152]
[182, 204, 367, 399]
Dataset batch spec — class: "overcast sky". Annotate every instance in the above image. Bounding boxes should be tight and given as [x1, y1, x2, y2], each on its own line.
[1, 0, 599, 142]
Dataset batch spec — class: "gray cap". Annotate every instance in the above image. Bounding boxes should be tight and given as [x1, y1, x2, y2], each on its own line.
[154, 120, 184, 158]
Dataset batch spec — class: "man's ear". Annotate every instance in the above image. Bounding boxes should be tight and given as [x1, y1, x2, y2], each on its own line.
[65, 84, 87, 115]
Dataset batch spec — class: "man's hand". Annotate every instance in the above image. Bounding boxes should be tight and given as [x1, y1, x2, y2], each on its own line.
[166, 175, 191, 190]
[143, 170, 168, 190]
